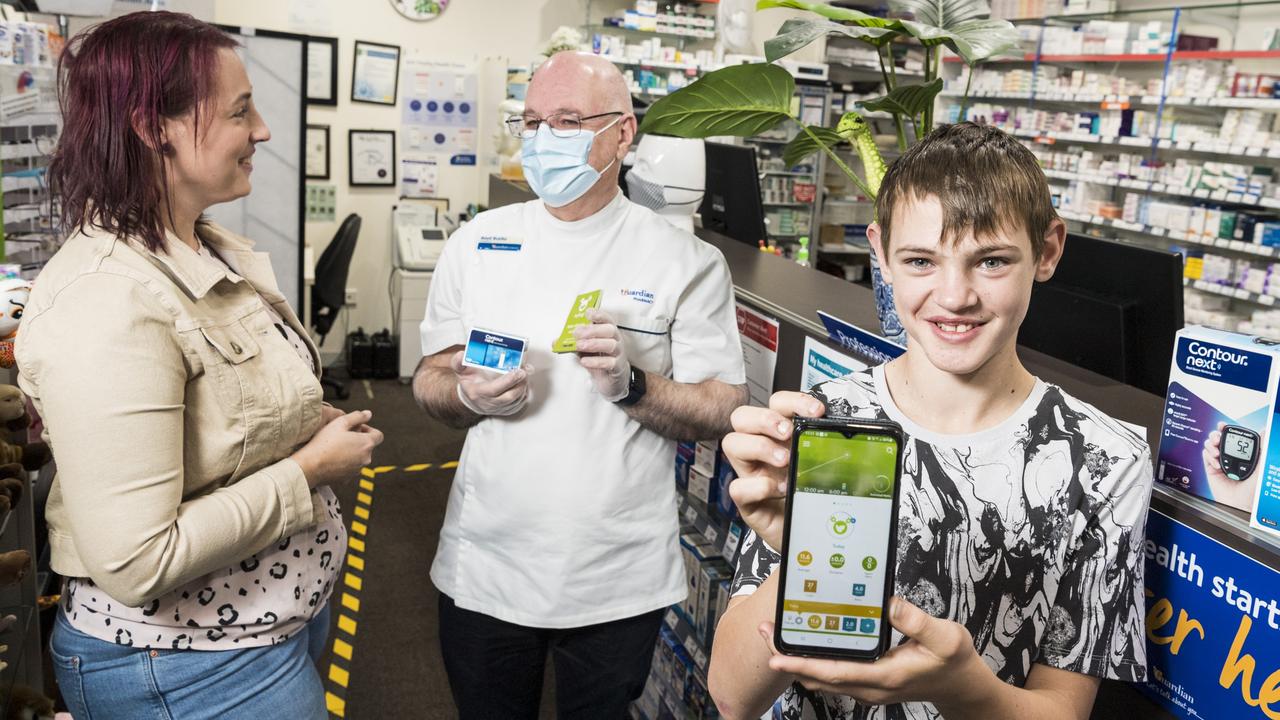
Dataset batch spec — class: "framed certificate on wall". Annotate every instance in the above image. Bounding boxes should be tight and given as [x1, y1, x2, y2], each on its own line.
[348, 129, 396, 186]
[305, 36, 338, 105]
[351, 40, 400, 106]
[305, 124, 330, 179]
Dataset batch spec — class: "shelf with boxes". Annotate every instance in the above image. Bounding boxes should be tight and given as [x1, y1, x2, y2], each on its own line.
[937, 3, 1280, 336]
[738, 84, 832, 256]
[1, 20, 63, 277]
[1058, 207, 1280, 260]
[586, 1, 717, 98]
[631, 439, 743, 720]
[941, 89, 1280, 110]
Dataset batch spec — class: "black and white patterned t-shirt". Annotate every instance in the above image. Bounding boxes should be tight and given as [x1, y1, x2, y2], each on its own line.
[731, 366, 1153, 720]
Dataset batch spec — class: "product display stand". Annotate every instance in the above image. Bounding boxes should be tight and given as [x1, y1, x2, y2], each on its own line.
[0, 365, 43, 715]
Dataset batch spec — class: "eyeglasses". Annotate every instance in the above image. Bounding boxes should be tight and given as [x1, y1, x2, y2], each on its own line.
[505, 111, 625, 139]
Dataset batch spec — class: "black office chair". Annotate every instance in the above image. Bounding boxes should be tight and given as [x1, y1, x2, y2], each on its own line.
[312, 213, 361, 400]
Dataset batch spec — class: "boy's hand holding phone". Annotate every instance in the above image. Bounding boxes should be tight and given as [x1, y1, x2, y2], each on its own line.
[756, 597, 989, 708]
[722, 391, 826, 550]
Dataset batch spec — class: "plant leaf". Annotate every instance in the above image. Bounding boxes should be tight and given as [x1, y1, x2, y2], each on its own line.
[949, 19, 1024, 61]
[782, 126, 845, 168]
[890, 0, 985, 29]
[765, 18, 899, 61]
[637, 64, 795, 138]
[859, 78, 944, 119]
[887, 0, 1021, 64]
[756, 0, 903, 30]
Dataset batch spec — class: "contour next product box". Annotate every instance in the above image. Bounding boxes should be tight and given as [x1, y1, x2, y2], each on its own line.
[1158, 326, 1280, 513]
[1253, 370, 1280, 539]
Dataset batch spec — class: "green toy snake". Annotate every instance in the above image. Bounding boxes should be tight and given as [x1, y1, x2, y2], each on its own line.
[835, 112, 886, 197]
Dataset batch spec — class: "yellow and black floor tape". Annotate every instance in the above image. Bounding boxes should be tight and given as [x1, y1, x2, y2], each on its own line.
[325, 461, 458, 719]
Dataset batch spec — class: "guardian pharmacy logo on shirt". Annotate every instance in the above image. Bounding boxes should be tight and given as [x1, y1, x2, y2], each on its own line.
[620, 289, 655, 305]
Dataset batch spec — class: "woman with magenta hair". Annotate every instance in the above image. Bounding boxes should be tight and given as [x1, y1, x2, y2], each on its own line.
[15, 12, 383, 718]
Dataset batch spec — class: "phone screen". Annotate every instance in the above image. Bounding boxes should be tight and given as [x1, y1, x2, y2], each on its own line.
[779, 428, 899, 655]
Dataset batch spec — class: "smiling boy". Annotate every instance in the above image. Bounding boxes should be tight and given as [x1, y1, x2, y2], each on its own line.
[709, 122, 1153, 720]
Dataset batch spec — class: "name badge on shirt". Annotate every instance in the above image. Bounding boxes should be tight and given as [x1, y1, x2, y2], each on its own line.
[477, 235, 522, 252]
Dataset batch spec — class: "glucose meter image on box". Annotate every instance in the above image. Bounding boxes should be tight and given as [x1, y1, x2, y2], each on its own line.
[1219, 425, 1261, 481]
[462, 328, 527, 374]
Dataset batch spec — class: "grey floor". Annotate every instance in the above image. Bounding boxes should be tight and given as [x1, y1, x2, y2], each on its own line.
[320, 377, 557, 719]
[320, 378, 1171, 720]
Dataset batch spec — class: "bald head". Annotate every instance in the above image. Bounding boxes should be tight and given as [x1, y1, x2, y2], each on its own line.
[528, 51, 632, 118]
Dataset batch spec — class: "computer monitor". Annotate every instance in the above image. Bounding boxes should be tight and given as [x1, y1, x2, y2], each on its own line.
[699, 141, 767, 247]
[1019, 233, 1183, 396]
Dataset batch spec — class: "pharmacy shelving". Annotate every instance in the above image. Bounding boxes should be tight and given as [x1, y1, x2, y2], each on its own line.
[737, 83, 833, 256]
[1007, 127, 1280, 159]
[584, 23, 715, 43]
[941, 89, 1280, 111]
[943, 49, 1280, 63]
[678, 496, 744, 564]
[603, 55, 702, 73]
[1057, 208, 1280, 259]
[631, 496, 734, 720]
[1042, 168, 1280, 209]
[1184, 277, 1278, 308]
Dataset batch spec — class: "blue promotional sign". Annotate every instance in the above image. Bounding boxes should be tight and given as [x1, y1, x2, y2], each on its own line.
[1141, 509, 1280, 719]
[1175, 336, 1273, 392]
[816, 311, 904, 366]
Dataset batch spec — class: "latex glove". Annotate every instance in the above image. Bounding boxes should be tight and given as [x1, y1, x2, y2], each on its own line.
[450, 351, 532, 417]
[760, 597, 989, 708]
[574, 309, 631, 402]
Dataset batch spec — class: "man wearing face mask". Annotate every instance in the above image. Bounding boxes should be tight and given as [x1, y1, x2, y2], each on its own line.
[413, 52, 748, 719]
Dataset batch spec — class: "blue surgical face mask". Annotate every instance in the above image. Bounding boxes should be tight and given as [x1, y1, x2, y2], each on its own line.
[521, 117, 621, 208]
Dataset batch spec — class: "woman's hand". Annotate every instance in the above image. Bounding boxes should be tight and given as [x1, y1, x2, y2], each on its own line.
[760, 597, 990, 708]
[320, 402, 345, 425]
[721, 391, 824, 550]
[291, 410, 384, 488]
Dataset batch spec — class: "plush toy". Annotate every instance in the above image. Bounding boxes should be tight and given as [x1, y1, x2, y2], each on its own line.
[0, 385, 50, 471]
[0, 278, 30, 369]
[0, 548, 31, 588]
[0, 463, 23, 515]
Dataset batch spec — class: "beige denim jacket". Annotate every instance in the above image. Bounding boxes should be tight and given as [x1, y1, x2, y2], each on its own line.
[17, 222, 326, 607]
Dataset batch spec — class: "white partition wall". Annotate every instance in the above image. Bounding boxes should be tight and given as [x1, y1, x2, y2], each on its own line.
[206, 28, 305, 311]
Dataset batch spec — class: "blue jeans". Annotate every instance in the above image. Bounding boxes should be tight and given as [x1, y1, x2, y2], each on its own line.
[50, 605, 331, 720]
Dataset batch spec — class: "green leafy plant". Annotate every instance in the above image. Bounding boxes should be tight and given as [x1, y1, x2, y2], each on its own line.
[637, 0, 1020, 339]
[638, 0, 1019, 204]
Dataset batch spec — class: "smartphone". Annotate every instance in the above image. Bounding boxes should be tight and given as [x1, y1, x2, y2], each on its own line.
[774, 417, 904, 661]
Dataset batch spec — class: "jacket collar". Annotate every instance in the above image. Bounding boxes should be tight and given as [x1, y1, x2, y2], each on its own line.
[144, 223, 285, 305]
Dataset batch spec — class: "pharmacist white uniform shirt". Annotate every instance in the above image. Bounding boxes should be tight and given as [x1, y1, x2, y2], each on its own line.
[421, 191, 746, 628]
